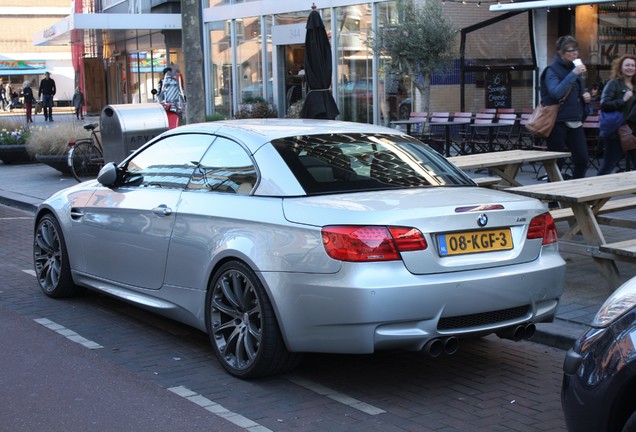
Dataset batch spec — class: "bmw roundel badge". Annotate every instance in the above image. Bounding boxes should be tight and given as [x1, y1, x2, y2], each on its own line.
[477, 213, 488, 227]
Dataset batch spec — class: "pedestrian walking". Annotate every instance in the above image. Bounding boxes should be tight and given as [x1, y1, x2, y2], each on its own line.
[0, 80, 6, 111]
[542, 35, 592, 179]
[21, 80, 35, 123]
[72, 87, 85, 120]
[597, 54, 636, 175]
[38, 71, 56, 121]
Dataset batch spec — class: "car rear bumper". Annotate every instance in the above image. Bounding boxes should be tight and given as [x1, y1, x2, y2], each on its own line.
[260, 251, 566, 353]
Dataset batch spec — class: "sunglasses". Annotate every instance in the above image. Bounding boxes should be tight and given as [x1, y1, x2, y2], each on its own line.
[565, 48, 580, 53]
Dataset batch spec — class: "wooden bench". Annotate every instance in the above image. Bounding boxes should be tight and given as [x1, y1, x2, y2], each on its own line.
[600, 239, 636, 258]
[472, 176, 502, 187]
[550, 196, 636, 222]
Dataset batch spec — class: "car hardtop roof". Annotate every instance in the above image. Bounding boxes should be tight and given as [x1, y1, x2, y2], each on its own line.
[168, 118, 406, 143]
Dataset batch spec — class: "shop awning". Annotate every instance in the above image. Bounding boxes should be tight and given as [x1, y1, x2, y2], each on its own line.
[33, 13, 182, 46]
[490, 0, 615, 12]
[0, 60, 47, 76]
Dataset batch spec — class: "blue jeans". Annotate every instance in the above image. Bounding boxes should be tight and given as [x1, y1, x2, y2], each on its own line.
[41, 94, 53, 119]
[547, 123, 589, 179]
[597, 136, 636, 175]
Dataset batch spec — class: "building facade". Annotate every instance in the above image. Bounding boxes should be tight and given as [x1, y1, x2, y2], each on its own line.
[0, 0, 73, 105]
[33, 0, 634, 123]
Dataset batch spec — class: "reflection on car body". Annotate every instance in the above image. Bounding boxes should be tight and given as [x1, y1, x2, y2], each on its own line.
[33, 119, 566, 379]
[562, 277, 636, 432]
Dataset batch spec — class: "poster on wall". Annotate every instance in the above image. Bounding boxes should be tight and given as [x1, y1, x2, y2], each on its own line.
[485, 71, 511, 109]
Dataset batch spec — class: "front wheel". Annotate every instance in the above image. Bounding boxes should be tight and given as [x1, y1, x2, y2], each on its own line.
[206, 261, 301, 379]
[33, 214, 83, 298]
[69, 140, 103, 182]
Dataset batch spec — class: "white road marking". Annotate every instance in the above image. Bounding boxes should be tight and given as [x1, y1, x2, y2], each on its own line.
[33, 318, 104, 349]
[286, 375, 386, 415]
[168, 386, 272, 431]
[22, 269, 36, 277]
[0, 217, 32, 220]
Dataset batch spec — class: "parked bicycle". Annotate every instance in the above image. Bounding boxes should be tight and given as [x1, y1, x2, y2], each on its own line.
[68, 123, 104, 182]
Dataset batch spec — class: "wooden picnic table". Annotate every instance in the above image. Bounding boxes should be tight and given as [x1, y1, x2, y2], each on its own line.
[448, 149, 570, 186]
[508, 171, 636, 289]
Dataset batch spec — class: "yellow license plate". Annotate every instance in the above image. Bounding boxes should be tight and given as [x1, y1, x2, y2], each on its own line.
[437, 228, 513, 256]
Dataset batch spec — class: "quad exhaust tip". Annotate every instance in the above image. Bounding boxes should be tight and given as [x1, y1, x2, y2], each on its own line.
[423, 336, 459, 357]
[496, 323, 536, 342]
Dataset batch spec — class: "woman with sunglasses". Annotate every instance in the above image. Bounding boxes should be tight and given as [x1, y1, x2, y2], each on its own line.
[541, 35, 592, 179]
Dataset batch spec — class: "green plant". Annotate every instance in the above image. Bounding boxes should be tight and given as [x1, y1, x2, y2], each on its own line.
[234, 102, 278, 119]
[0, 127, 30, 146]
[285, 99, 305, 119]
[26, 123, 91, 156]
[206, 113, 227, 122]
[370, 0, 457, 114]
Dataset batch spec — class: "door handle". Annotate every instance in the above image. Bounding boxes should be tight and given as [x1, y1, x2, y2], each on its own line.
[152, 204, 172, 216]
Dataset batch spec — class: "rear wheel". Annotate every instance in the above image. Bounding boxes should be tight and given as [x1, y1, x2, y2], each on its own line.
[33, 214, 83, 298]
[69, 140, 103, 182]
[206, 261, 301, 379]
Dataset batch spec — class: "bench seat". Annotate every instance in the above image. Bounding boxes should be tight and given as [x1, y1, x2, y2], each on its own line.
[550, 196, 636, 222]
[600, 239, 636, 258]
[471, 176, 501, 187]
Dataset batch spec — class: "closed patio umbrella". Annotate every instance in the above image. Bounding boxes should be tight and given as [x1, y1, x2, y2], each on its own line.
[300, 4, 340, 120]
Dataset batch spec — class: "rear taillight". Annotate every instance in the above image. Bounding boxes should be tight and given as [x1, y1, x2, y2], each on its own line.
[321, 226, 427, 262]
[527, 212, 558, 245]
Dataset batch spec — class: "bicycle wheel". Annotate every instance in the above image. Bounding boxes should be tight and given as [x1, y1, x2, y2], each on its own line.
[69, 139, 104, 182]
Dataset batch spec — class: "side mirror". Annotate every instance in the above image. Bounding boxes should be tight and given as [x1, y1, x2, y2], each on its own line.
[97, 162, 118, 187]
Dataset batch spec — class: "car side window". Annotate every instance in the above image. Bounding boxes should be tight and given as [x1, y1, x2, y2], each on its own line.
[188, 137, 257, 194]
[125, 134, 213, 189]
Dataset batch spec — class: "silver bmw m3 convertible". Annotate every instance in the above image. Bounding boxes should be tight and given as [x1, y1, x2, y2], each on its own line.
[33, 119, 565, 379]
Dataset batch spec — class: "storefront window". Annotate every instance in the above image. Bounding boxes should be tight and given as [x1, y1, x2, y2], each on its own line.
[335, 4, 373, 124]
[129, 51, 166, 104]
[210, 20, 233, 118]
[461, 7, 532, 112]
[376, 1, 410, 125]
[237, 17, 266, 104]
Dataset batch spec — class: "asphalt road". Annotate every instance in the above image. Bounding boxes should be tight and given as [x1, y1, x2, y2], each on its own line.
[1, 203, 568, 432]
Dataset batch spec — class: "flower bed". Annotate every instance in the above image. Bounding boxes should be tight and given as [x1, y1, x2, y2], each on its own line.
[0, 121, 34, 164]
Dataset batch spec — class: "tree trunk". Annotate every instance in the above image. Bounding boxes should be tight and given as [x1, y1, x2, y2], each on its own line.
[181, 0, 206, 124]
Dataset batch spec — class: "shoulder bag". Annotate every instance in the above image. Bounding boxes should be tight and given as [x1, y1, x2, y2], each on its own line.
[618, 124, 636, 152]
[525, 103, 561, 138]
[525, 68, 573, 138]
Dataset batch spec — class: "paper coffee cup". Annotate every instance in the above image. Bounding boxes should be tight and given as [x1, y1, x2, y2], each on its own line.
[573, 59, 583, 67]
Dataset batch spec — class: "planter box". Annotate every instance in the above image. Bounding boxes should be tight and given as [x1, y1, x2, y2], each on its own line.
[0, 145, 36, 164]
[35, 153, 73, 176]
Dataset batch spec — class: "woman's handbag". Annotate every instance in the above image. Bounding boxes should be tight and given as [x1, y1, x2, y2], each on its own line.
[525, 103, 560, 138]
[618, 124, 636, 152]
[599, 110, 625, 138]
[525, 69, 573, 138]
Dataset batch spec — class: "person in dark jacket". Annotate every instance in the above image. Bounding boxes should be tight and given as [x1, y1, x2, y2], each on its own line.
[38, 72, 56, 121]
[21, 80, 35, 123]
[597, 54, 636, 174]
[541, 35, 592, 179]
[72, 87, 85, 120]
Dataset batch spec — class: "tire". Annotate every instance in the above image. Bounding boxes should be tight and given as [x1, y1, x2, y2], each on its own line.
[207, 261, 301, 379]
[33, 214, 83, 298]
[623, 411, 636, 432]
[69, 140, 103, 182]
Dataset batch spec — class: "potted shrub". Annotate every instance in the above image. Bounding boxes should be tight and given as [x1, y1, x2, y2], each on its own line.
[26, 123, 91, 175]
[235, 96, 278, 119]
[0, 118, 34, 164]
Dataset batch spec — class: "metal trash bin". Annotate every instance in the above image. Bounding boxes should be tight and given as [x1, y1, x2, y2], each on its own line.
[100, 103, 169, 164]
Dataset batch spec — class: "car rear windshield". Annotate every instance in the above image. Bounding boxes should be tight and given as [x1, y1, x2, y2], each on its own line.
[271, 133, 474, 195]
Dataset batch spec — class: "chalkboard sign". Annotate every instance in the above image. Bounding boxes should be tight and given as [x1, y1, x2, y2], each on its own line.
[485, 71, 511, 109]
